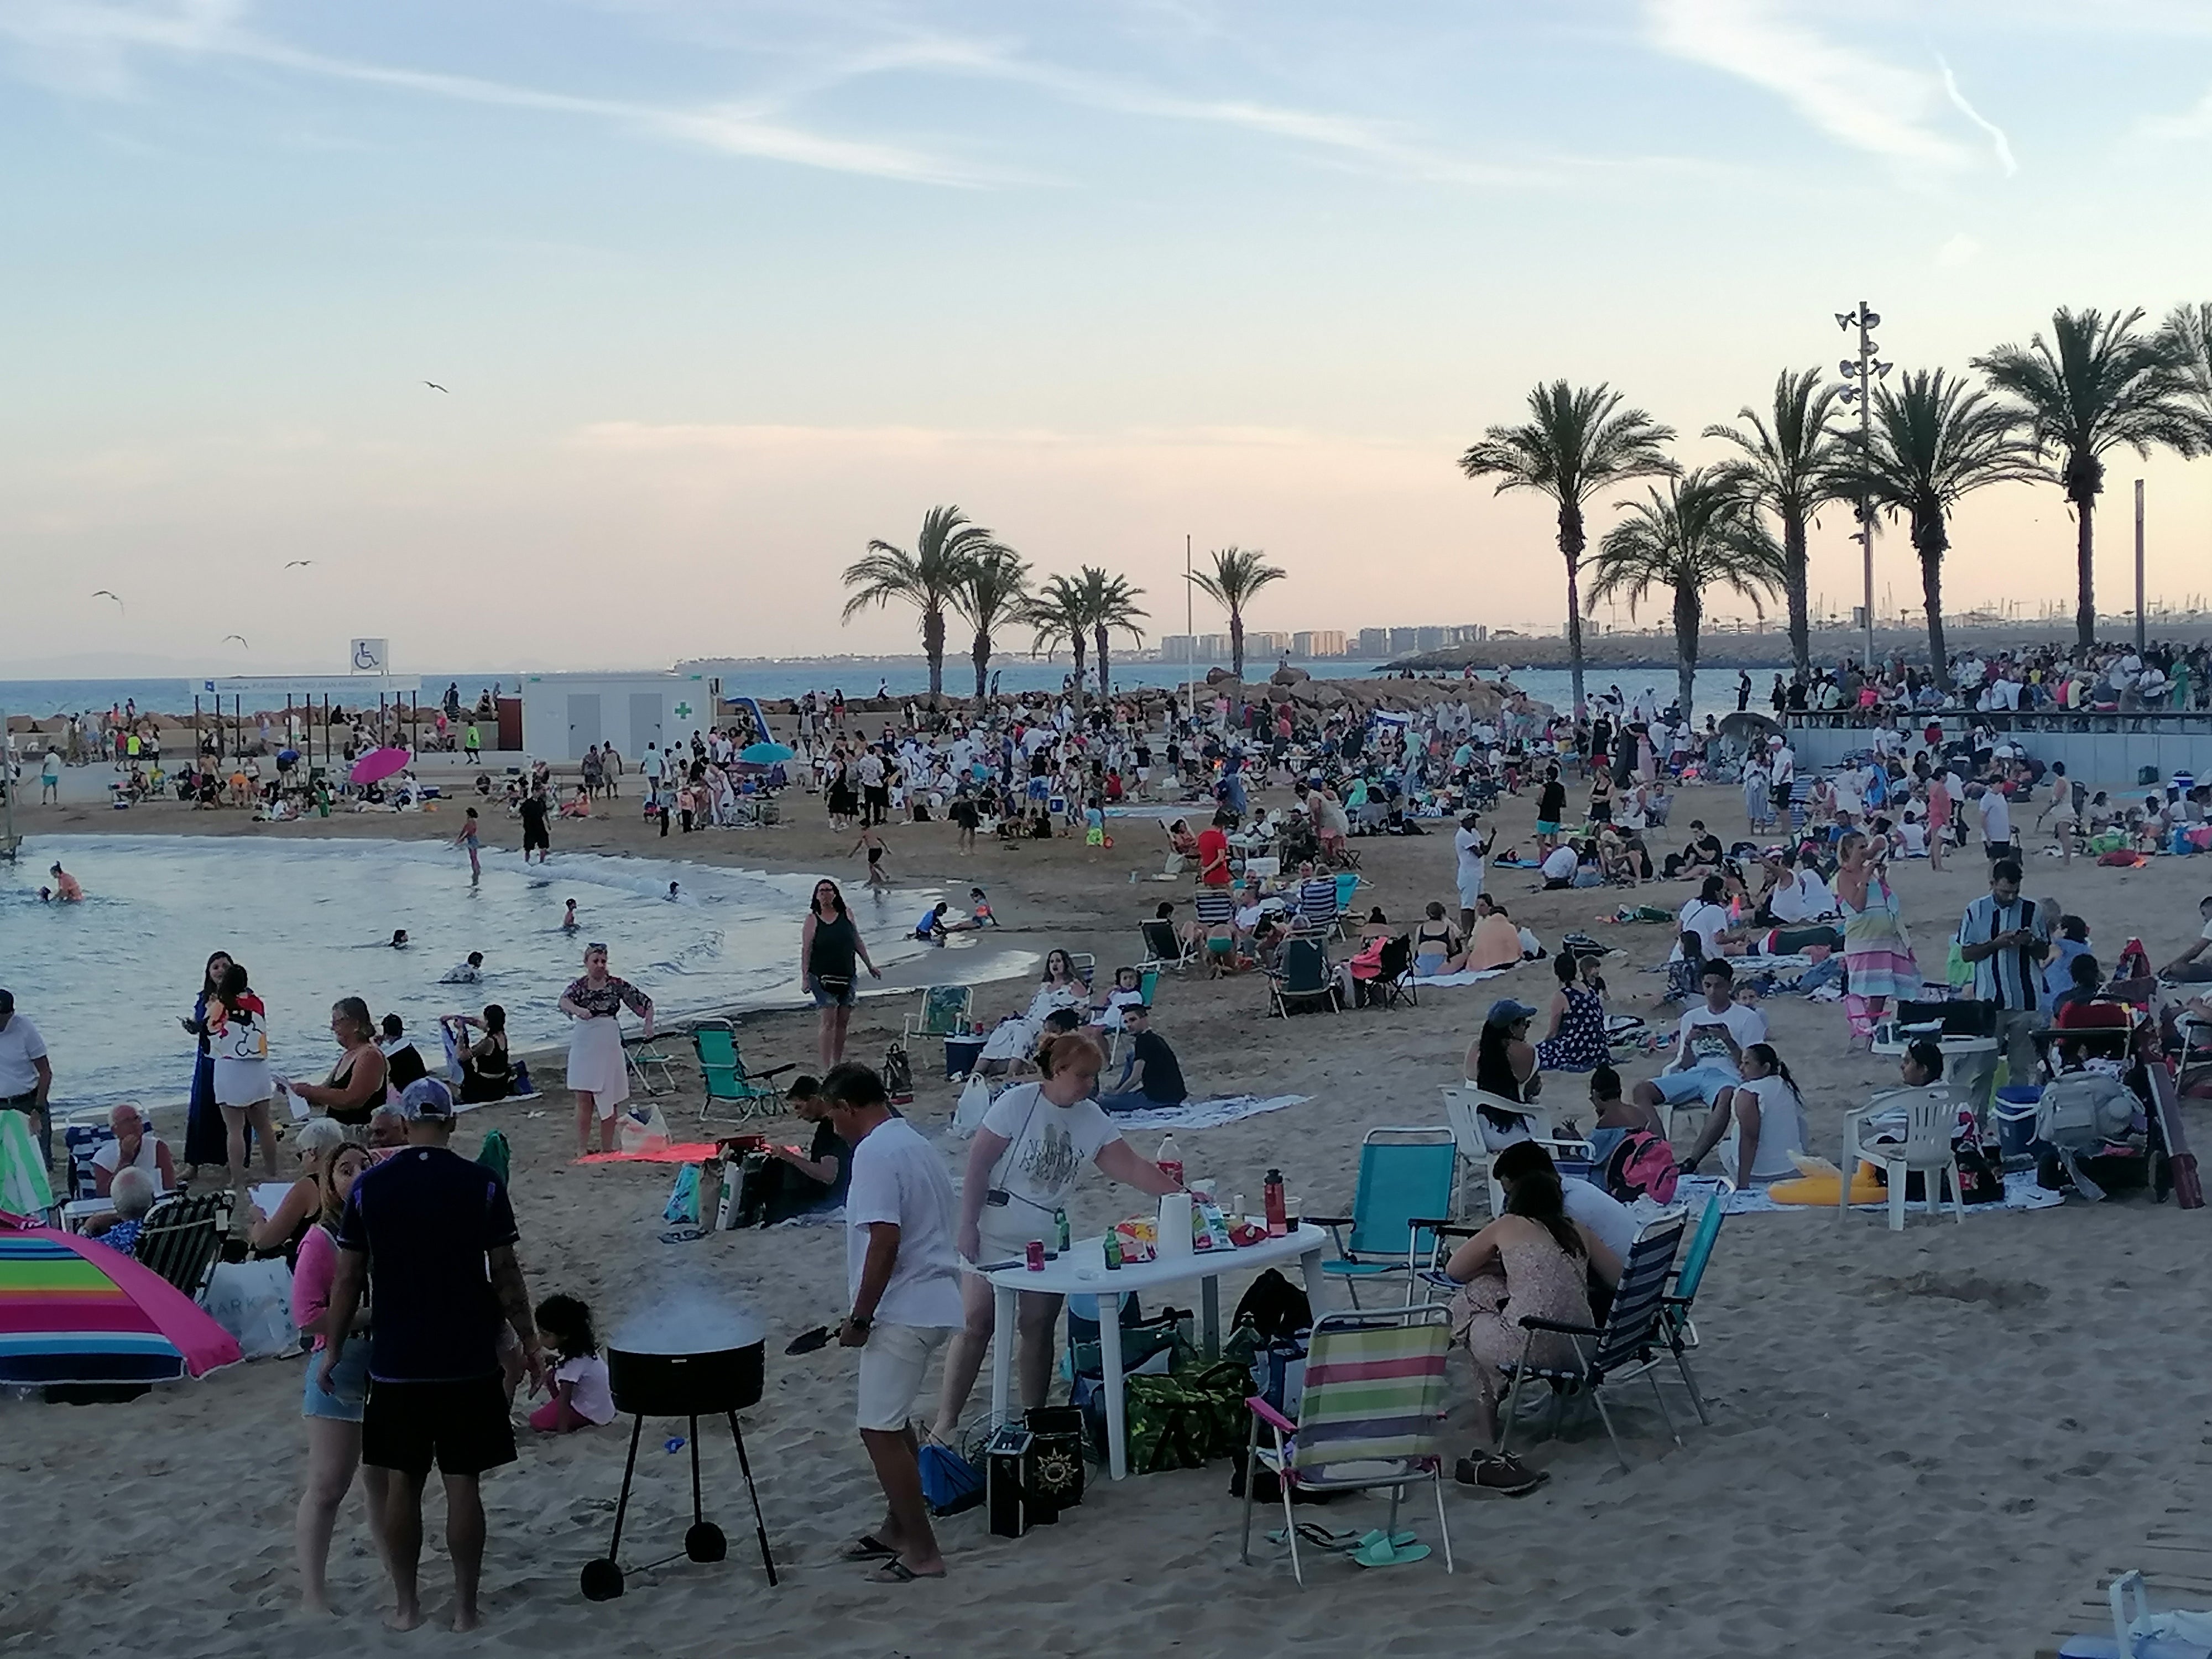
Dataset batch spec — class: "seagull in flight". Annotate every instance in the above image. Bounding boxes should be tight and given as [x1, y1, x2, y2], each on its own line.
[423, 381, 449, 393]
[284, 559, 313, 568]
[92, 589, 124, 613]
[223, 634, 249, 648]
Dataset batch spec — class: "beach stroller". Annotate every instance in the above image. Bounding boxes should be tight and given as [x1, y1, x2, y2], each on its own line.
[692, 1022, 793, 1125]
[1238, 1305, 1453, 1584]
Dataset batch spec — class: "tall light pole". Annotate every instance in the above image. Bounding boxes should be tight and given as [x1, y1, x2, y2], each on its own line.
[2135, 478, 2147, 654]
[1835, 301, 1890, 671]
[1183, 534, 1195, 727]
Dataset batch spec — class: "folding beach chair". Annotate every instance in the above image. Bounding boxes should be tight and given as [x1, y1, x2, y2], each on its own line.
[692, 1021, 794, 1125]
[624, 1036, 681, 1098]
[134, 1190, 234, 1306]
[1498, 1212, 1692, 1471]
[1266, 938, 1340, 1017]
[1296, 877, 1343, 940]
[902, 985, 972, 1044]
[1239, 1306, 1453, 1585]
[1331, 871, 1361, 924]
[64, 1122, 117, 1203]
[1308, 1127, 1459, 1308]
[1139, 919, 1197, 974]
[1192, 890, 1239, 977]
[1657, 1190, 1725, 1420]
[1368, 936, 1417, 1010]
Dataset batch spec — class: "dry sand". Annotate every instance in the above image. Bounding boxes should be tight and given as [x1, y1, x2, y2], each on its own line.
[6, 774, 2211, 1658]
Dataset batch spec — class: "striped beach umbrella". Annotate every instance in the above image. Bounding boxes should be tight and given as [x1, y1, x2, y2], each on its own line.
[0, 1213, 242, 1386]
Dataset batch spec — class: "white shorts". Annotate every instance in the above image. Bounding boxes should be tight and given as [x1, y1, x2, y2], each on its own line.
[856, 1323, 951, 1432]
[1456, 876, 1484, 911]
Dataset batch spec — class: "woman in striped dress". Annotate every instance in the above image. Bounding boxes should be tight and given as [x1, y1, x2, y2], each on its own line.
[1834, 830, 1920, 1043]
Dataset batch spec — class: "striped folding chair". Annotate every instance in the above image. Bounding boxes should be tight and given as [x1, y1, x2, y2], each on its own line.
[1240, 1306, 1453, 1584]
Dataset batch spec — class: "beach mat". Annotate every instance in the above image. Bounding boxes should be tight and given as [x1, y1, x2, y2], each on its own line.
[577, 1142, 726, 1166]
[1408, 967, 1512, 988]
[1670, 1169, 2060, 1217]
[1095, 1094, 1308, 1131]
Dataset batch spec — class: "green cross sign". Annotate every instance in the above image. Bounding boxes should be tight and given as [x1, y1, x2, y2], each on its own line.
[673, 701, 693, 720]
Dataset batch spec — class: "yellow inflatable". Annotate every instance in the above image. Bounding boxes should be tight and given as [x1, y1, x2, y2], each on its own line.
[1768, 1156, 1885, 1206]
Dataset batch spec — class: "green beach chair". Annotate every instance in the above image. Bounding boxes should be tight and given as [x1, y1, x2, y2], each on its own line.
[692, 1021, 794, 1125]
[1307, 1128, 1459, 1308]
[902, 985, 972, 1044]
[1239, 1305, 1454, 1584]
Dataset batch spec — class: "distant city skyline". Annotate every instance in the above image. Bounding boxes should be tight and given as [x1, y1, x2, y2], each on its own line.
[11, 3, 2212, 675]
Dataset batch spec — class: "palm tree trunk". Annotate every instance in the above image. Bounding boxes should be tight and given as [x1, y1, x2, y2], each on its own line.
[1229, 612, 1245, 681]
[924, 608, 946, 705]
[1783, 508, 1811, 681]
[1070, 636, 1088, 716]
[1917, 521, 1950, 690]
[2073, 489, 2097, 654]
[1558, 502, 1587, 719]
[1674, 591, 1700, 725]
[1094, 625, 1112, 701]
[973, 631, 990, 701]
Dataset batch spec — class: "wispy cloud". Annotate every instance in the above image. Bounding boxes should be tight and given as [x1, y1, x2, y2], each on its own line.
[1938, 58, 2016, 175]
[1642, 0, 1979, 173]
[0, 0, 1005, 184]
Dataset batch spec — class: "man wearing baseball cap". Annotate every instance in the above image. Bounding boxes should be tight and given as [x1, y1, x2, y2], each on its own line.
[318, 1076, 545, 1631]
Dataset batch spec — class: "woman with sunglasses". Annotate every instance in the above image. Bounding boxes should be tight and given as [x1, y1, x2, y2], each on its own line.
[559, 943, 654, 1157]
[800, 879, 879, 1069]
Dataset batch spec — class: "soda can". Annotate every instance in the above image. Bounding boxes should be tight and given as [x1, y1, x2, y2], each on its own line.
[1025, 1239, 1046, 1271]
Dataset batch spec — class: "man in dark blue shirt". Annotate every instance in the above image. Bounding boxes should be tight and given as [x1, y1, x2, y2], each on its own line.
[1097, 1006, 1188, 1114]
[320, 1078, 543, 1632]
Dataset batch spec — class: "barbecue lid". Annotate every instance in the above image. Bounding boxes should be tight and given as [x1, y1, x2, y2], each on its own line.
[609, 1302, 765, 1357]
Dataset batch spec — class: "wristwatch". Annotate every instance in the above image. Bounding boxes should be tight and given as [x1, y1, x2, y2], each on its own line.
[847, 1313, 873, 1331]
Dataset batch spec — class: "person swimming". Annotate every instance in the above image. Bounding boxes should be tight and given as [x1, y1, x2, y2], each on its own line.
[562, 900, 580, 931]
[666, 882, 681, 901]
[389, 929, 409, 948]
[49, 863, 83, 902]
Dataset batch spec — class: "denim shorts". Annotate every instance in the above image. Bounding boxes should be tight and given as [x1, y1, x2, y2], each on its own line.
[302, 1338, 373, 1422]
[807, 974, 856, 1009]
[1652, 1064, 1743, 1107]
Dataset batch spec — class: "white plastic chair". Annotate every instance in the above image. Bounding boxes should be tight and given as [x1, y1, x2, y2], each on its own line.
[1439, 1086, 1593, 1220]
[1840, 1084, 1964, 1230]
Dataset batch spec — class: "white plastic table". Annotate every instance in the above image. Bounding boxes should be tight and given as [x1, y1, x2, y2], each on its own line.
[985, 1223, 1328, 1481]
[1869, 1027, 1998, 1061]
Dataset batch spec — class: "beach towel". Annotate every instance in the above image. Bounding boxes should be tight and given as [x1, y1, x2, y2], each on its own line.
[0, 1114, 52, 1217]
[1089, 1094, 1309, 1131]
[578, 1141, 726, 1166]
[1668, 1169, 2060, 1217]
[1408, 967, 1512, 988]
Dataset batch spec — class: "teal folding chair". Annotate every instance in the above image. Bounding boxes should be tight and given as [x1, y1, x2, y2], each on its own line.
[1657, 1190, 1725, 1420]
[1307, 1128, 1459, 1307]
[692, 1021, 792, 1124]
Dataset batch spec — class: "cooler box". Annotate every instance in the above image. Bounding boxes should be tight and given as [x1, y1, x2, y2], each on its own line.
[1994, 1087, 2042, 1162]
[944, 1035, 985, 1078]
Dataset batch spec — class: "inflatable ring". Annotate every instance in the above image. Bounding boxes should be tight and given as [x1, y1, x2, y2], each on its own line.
[1770, 1160, 1885, 1206]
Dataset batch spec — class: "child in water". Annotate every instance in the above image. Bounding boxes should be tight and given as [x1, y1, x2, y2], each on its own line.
[529, 1295, 617, 1433]
[456, 807, 482, 883]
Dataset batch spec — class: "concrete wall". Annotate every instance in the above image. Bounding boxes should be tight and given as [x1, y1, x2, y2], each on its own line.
[1785, 716, 2212, 790]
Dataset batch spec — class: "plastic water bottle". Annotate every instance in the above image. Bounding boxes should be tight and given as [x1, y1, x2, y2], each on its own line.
[1156, 1134, 1183, 1188]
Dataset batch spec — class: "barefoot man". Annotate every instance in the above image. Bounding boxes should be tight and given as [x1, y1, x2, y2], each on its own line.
[320, 1078, 545, 1629]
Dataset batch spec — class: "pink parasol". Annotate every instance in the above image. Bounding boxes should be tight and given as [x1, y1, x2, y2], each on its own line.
[349, 747, 412, 785]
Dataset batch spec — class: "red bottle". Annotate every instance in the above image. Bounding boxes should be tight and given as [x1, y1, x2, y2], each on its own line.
[1262, 1168, 1287, 1238]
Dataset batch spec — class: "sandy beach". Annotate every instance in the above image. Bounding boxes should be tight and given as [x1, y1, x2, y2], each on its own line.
[6, 769, 2210, 1659]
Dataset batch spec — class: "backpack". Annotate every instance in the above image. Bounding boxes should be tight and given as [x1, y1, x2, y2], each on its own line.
[883, 1042, 914, 1106]
[1229, 1267, 1312, 1344]
[1603, 1130, 1679, 1204]
[2034, 1073, 2138, 1150]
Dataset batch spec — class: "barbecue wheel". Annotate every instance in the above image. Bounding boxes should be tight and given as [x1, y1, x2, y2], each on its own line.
[685, 1522, 728, 1564]
[580, 1557, 625, 1601]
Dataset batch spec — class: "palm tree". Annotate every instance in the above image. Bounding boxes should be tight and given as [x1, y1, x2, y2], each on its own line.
[1189, 546, 1286, 682]
[1025, 573, 1093, 709]
[840, 505, 1004, 702]
[2159, 302, 2212, 434]
[1973, 307, 2203, 652]
[1585, 469, 1786, 723]
[1705, 369, 1843, 684]
[1832, 369, 2039, 688]
[1079, 567, 1148, 701]
[953, 546, 1032, 701]
[1459, 382, 1676, 717]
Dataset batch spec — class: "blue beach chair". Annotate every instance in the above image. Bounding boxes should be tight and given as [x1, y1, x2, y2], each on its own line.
[1308, 1128, 1459, 1308]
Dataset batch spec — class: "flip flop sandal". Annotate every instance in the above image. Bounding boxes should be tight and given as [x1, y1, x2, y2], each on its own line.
[870, 1559, 947, 1584]
[1352, 1538, 1432, 1568]
[1264, 1524, 1362, 1551]
[1355, 1528, 1419, 1552]
[841, 1536, 898, 1562]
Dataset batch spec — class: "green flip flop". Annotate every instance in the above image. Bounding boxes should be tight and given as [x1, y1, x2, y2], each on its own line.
[1352, 1537, 1432, 1568]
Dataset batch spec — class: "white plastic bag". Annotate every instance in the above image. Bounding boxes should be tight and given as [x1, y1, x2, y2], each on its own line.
[950, 1073, 994, 1138]
[618, 1103, 672, 1154]
[204, 1258, 300, 1361]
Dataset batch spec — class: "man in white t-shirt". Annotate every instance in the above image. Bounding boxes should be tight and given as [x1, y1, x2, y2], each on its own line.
[0, 989, 53, 1171]
[1453, 811, 1490, 931]
[1767, 737, 1795, 819]
[2158, 894, 2212, 984]
[640, 743, 666, 805]
[1973, 782, 2013, 857]
[1630, 959, 1767, 1117]
[91, 1102, 175, 1197]
[1540, 842, 1582, 889]
[828, 1062, 964, 1584]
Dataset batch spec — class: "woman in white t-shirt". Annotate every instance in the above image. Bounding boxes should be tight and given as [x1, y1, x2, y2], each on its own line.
[1677, 1041, 1806, 1187]
[933, 1031, 1183, 1442]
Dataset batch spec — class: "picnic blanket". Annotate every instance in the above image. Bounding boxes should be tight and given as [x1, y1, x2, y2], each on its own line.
[1096, 1094, 1308, 1131]
[578, 1141, 726, 1166]
[1408, 967, 1512, 988]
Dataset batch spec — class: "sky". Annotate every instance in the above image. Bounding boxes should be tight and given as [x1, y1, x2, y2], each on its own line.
[9, 0, 2212, 675]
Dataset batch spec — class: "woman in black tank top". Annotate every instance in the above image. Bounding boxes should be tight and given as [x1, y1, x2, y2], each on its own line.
[800, 878, 879, 1069]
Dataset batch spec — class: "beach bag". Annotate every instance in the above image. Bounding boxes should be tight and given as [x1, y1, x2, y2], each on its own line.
[919, 1439, 986, 1517]
[1123, 1362, 1248, 1473]
[1230, 1268, 1312, 1344]
[510, 1060, 535, 1098]
[1071, 1307, 1193, 1380]
[1346, 936, 1386, 980]
[883, 1042, 914, 1107]
[951, 1073, 994, 1138]
[203, 1258, 299, 1361]
[2036, 1074, 2138, 1150]
[663, 1165, 701, 1227]
[1603, 1130, 1679, 1204]
[618, 1103, 672, 1155]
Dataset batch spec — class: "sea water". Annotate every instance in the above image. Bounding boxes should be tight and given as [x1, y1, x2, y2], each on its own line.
[1, 835, 942, 1112]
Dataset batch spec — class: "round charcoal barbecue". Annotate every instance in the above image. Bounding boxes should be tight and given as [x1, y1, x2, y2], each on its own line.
[580, 1312, 777, 1600]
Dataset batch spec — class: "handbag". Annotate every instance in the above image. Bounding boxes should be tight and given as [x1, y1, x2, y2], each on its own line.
[920, 1438, 986, 1517]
